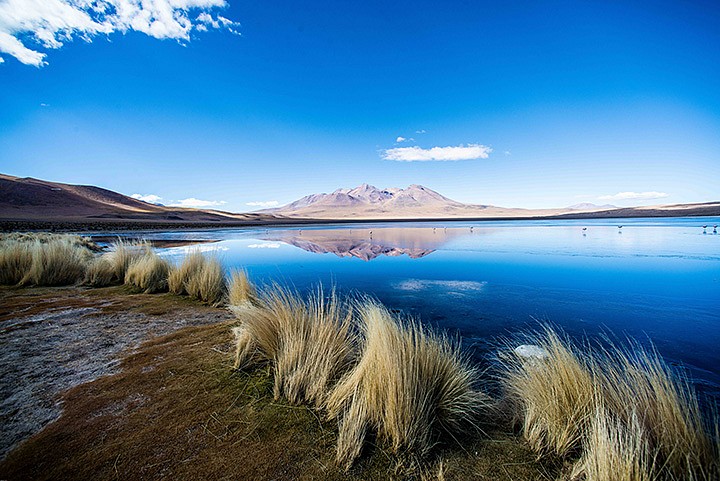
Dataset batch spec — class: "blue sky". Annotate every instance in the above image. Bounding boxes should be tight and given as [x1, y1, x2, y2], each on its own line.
[1, 0, 719, 211]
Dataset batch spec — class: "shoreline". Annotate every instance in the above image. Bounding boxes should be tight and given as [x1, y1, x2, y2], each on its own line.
[0, 286, 553, 480]
[2, 209, 719, 233]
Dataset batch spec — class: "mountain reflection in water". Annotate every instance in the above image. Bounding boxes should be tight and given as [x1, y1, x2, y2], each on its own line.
[260, 226, 472, 260]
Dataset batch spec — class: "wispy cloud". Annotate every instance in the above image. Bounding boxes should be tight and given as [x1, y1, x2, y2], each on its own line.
[382, 144, 492, 162]
[395, 136, 414, 143]
[246, 200, 279, 208]
[131, 193, 163, 204]
[0, 0, 240, 67]
[415, 129, 426, 134]
[170, 198, 227, 208]
[598, 191, 669, 201]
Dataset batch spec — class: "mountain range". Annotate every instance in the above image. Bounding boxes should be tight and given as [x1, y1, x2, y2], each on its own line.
[262, 183, 620, 219]
[1, 174, 718, 228]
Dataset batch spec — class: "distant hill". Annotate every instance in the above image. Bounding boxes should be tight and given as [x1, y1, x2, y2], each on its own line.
[1, 175, 717, 229]
[262, 184, 625, 219]
[0, 174, 274, 227]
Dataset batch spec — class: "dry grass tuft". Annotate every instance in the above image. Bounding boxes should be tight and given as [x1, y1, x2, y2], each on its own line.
[84, 239, 148, 287]
[599, 343, 719, 481]
[20, 238, 94, 286]
[0, 240, 33, 285]
[227, 269, 257, 308]
[0, 233, 98, 286]
[168, 251, 204, 295]
[124, 250, 170, 293]
[572, 406, 654, 481]
[500, 327, 720, 481]
[169, 251, 227, 305]
[500, 327, 595, 458]
[326, 301, 489, 470]
[233, 285, 355, 408]
[0, 234, 96, 286]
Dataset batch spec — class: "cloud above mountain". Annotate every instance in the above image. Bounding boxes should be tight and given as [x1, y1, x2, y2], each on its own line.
[246, 200, 279, 207]
[0, 0, 239, 66]
[131, 193, 163, 204]
[170, 197, 227, 208]
[382, 144, 492, 162]
[598, 191, 669, 201]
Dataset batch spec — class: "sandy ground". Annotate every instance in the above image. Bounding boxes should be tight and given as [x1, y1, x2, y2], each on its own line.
[0, 286, 233, 460]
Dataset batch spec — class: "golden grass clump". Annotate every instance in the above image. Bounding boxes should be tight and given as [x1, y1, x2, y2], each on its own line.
[0, 240, 33, 285]
[168, 251, 204, 294]
[500, 327, 595, 457]
[84, 239, 148, 287]
[599, 344, 719, 481]
[169, 251, 226, 305]
[233, 286, 355, 409]
[20, 238, 94, 286]
[501, 327, 720, 481]
[0, 234, 91, 286]
[325, 301, 488, 470]
[124, 250, 170, 293]
[0, 233, 99, 286]
[572, 407, 654, 481]
[227, 269, 257, 308]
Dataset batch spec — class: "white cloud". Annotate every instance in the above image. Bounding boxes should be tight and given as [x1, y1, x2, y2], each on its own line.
[382, 144, 492, 162]
[170, 197, 227, 208]
[246, 200, 279, 208]
[0, 56, 4, 63]
[598, 191, 669, 201]
[396, 136, 406, 142]
[131, 193, 163, 204]
[415, 129, 426, 134]
[40, 102, 49, 107]
[395, 136, 414, 143]
[0, 0, 240, 67]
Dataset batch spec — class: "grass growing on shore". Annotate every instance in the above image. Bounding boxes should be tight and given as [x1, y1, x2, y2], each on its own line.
[231, 288, 488, 471]
[85, 239, 148, 287]
[169, 251, 227, 305]
[227, 269, 257, 308]
[0, 240, 33, 285]
[326, 301, 489, 470]
[0, 233, 98, 286]
[234, 286, 355, 408]
[500, 327, 720, 481]
[124, 250, 171, 293]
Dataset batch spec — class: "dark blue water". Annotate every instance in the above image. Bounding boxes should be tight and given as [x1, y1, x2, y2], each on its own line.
[93, 217, 720, 399]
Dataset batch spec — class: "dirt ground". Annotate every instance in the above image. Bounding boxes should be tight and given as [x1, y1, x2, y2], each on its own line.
[0, 287, 560, 480]
[0, 286, 232, 459]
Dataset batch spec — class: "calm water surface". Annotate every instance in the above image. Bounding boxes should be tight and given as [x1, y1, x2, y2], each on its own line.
[93, 217, 720, 399]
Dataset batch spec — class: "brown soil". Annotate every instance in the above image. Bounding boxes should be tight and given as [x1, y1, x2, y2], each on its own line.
[0, 287, 560, 480]
[0, 286, 232, 459]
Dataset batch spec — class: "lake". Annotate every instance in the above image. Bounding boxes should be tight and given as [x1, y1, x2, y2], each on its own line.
[91, 216, 720, 400]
